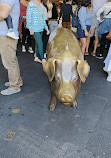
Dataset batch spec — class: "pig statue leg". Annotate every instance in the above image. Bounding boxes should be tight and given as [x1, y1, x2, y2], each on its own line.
[49, 92, 56, 111]
[72, 100, 78, 109]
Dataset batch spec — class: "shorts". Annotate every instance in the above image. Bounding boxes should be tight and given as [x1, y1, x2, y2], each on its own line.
[77, 24, 91, 38]
[89, 27, 98, 37]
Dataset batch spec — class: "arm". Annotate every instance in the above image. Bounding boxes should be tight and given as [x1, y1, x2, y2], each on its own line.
[43, 7, 49, 35]
[96, 4, 105, 21]
[0, 2, 12, 20]
[26, 4, 33, 31]
[78, 7, 87, 30]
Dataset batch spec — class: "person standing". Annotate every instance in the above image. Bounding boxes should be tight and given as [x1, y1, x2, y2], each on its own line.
[77, 0, 92, 55]
[60, 0, 73, 30]
[19, 0, 34, 53]
[50, 3, 58, 33]
[26, 0, 50, 64]
[90, 0, 108, 59]
[41, 0, 52, 57]
[96, 0, 111, 59]
[0, 0, 23, 95]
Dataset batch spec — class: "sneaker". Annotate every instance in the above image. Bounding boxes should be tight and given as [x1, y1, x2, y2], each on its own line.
[22, 45, 26, 52]
[107, 74, 111, 82]
[7, 31, 19, 40]
[1, 87, 21, 95]
[5, 82, 23, 87]
[44, 53, 47, 58]
[95, 54, 103, 59]
[28, 47, 34, 53]
[91, 52, 96, 57]
[85, 52, 89, 56]
[103, 67, 108, 73]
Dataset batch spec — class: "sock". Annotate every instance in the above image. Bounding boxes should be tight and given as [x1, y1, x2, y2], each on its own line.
[9, 30, 13, 33]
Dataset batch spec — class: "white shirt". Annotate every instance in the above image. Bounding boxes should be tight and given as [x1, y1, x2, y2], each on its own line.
[42, 4, 52, 20]
[97, 2, 111, 20]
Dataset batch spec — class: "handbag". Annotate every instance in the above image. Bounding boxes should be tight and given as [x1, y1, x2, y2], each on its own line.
[106, 30, 111, 40]
[72, 8, 79, 28]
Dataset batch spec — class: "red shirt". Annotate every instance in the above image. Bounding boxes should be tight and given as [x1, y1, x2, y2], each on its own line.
[20, 2, 27, 17]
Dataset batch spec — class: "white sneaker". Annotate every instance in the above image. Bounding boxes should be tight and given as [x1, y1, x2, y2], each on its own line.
[28, 47, 34, 53]
[107, 74, 111, 82]
[5, 82, 23, 87]
[1, 87, 21, 95]
[44, 53, 47, 58]
[22, 45, 26, 52]
[7, 31, 19, 40]
[103, 67, 108, 73]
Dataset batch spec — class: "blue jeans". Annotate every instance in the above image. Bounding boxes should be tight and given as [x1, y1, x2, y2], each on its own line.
[33, 32, 44, 59]
[5, 15, 13, 29]
[50, 20, 58, 33]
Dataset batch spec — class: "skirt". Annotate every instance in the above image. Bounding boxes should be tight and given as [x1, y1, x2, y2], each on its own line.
[97, 18, 111, 38]
[77, 24, 91, 38]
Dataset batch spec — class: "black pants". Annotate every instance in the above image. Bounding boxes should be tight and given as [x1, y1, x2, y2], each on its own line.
[5, 15, 13, 29]
[22, 23, 32, 46]
[100, 32, 110, 56]
[42, 20, 49, 53]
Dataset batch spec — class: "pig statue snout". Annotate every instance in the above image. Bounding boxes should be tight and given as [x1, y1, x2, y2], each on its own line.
[61, 94, 73, 102]
[59, 85, 76, 105]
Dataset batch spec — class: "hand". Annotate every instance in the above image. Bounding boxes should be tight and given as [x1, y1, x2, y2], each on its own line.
[98, 19, 104, 23]
[46, 29, 50, 35]
[85, 30, 89, 37]
[89, 28, 92, 35]
[30, 30, 34, 35]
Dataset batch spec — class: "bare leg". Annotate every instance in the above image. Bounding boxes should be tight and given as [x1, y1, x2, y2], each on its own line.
[49, 92, 56, 111]
[80, 38, 86, 55]
[92, 36, 99, 55]
[72, 100, 78, 109]
[86, 36, 90, 53]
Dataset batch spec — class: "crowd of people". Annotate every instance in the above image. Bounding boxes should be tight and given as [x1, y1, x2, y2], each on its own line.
[0, 0, 111, 96]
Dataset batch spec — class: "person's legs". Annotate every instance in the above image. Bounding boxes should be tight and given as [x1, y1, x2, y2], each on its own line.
[86, 36, 90, 54]
[92, 35, 99, 56]
[66, 22, 71, 30]
[50, 20, 58, 33]
[42, 29, 48, 54]
[80, 38, 86, 55]
[22, 23, 27, 46]
[33, 32, 44, 59]
[62, 22, 67, 29]
[26, 29, 34, 53]
[0, 36, 22, 94]
[5, 15, 13, 29]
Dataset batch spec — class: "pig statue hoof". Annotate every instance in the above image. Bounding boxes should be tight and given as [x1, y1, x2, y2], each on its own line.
[49, 104, 56, 111]
[72, 100, 78, 109]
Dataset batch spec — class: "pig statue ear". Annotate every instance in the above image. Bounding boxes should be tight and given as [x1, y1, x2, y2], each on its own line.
[43, 58, 56, 82]
[77, 60, 90, 83]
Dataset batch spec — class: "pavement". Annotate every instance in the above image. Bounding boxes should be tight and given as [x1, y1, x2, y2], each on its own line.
[0, 44, 111, 158]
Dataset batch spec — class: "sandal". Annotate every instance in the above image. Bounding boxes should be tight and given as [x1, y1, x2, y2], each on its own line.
[34, 57, 42, 63]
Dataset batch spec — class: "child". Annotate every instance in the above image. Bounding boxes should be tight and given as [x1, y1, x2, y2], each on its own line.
[103, 43, 111, 82]
[5, 15, 19, 39]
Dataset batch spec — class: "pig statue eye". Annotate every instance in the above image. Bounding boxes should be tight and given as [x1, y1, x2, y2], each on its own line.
[73, 75, 78, 82]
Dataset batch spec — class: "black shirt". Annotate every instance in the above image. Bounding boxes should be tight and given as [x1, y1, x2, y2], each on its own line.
[60, 3, 73, 22]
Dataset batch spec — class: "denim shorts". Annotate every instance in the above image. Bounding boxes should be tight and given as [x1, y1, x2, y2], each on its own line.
[77, 24, 91, 38]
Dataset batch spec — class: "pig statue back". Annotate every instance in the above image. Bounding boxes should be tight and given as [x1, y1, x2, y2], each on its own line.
[43, 28, 90, 111]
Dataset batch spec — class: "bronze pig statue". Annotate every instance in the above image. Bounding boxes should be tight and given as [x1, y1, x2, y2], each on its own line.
[43, 28, 90, 111]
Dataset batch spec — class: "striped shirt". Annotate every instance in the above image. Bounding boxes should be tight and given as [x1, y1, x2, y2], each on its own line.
[26, 0, 48, 32]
